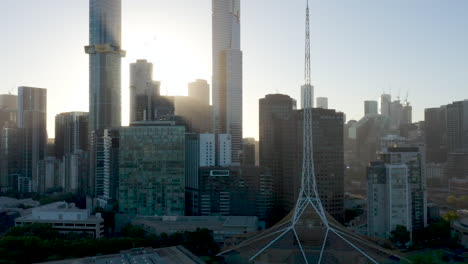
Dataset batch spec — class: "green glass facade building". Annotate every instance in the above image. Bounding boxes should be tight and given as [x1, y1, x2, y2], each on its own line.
[118, 122, 185, 216]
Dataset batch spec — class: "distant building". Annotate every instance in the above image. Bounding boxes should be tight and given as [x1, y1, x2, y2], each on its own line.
[364, 100, 378, 115]
[446, 100, 468, 153]
[15, 202, 104, 238]
[185, 133, 199, 216]
[424, 106, 448, 163]
[18, 86, 47, 193]
[380, 134, 407, 150]
[0, 127, 21, 191]
[316, 97, 328, 109]
[426, 162, 446, 187]
[54, 112, 89, 159]
[445, 153, 468, 187]
[218, 134, 232, 167]
[378, 146, 427, 231]
[118, 121, 185, 216]
[40, 247, 206, 264]
[380, 94, 391, 117]
[131, 216, 257, 245]
[367, 162, 412, 239]
[129, 60, 176, 122]
[242, 138, 256, 166]
[0, 94, 17, 129]
[188, 79, 210, 106]
[37, 157, 63, 193]
[174, 95, 212, 133]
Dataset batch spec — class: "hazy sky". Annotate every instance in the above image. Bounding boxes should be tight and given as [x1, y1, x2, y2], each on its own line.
[2, 0, 468, 139]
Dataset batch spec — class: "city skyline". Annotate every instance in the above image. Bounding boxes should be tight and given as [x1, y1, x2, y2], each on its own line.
[2, 0, 468, 139]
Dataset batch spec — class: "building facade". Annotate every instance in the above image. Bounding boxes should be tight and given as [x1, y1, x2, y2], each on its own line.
[86, 0, 125, 133]
[424, 106, 448, 163]
[17, 87, 47, 193]
[364, 100, 378, 115]
[55, 112, 89, 159]
[118, 122, 185, 216]
[212, 0, 243, 165]
[367, 161, 412, 239]
[316, 97, 328, 109]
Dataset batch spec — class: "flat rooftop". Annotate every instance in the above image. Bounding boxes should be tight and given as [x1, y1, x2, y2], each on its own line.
[37, 246, 205, 264]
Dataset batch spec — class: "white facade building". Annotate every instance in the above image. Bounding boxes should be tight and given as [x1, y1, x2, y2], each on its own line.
[368, 163, 412, 239]
[316, 97, 328, 109]
[199, 134, 216, 167]
[212, 0, 243, 165]
[218, 134, 232, 167]
[15, 202, 104, 238]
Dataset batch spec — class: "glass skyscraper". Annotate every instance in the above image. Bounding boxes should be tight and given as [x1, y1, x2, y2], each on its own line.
[212, 0, 243, 165]
[86, 0, 125, 132]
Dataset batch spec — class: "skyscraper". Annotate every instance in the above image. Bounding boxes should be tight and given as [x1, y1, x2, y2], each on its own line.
[380, 93, 391, 116]
[86, 0, 125, 132]
[212, 0, 243, 165]
[364, 100, 378, 115]
[425, 106, 447, 163]
[446, 100, 468, 153]
[17, 87, 47, 192]
[55, 112, 89, 159]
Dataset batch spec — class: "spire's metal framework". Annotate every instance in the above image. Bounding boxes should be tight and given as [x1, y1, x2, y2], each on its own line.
[218, 1, 412, 263]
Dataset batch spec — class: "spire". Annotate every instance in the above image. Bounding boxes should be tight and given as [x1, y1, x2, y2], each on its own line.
[305, 0, 311, 86]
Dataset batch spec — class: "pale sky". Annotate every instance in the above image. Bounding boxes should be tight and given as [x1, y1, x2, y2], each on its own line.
[2, 0, 468, 139]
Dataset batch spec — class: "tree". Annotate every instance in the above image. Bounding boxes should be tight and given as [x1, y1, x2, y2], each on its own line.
[443, 211, 458, 222]
[389, 225, 410, 248]
[6, 223, 60, 240]
[121, 224, 146, 238]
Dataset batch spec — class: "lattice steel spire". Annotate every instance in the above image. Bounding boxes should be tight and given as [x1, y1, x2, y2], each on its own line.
[217, 2, 412, 263]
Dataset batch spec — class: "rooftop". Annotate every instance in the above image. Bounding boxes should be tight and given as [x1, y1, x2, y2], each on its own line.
[38, 246, 205, 264]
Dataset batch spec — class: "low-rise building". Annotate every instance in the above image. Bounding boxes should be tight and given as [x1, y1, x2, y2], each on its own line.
[38, 246, 205, 264]
[131, 215, 258, 245]
[15, 202, 104, 238]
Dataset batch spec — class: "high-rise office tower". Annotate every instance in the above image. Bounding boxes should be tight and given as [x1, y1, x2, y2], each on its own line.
[316, 97, 328, 109]
[118, 121, 185, 216]
[55, 112, 89, 159]
[364, 100, 378, 115]
[212, 0, 243, 165]
[188, 79, 210, 106]
[446, 100, 468, 153]
[259, 94, 297, 212]
[380, 93, 391, 116]
[402, 102, 412, 125]
[86, 0, 125, 132]
[0, 94, 17, 129]
[17, 87, 47, 192]
[300, 84, 314, 109]
[425, 106, 448, 163]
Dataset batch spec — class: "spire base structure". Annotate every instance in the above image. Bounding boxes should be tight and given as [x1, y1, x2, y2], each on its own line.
[218, 1, 413, 263]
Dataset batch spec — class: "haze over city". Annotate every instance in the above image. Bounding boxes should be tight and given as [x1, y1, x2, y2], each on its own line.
[2, 0, 468, 138]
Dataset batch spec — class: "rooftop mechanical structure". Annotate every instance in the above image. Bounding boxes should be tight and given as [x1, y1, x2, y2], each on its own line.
[218, 2, 413, 263]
